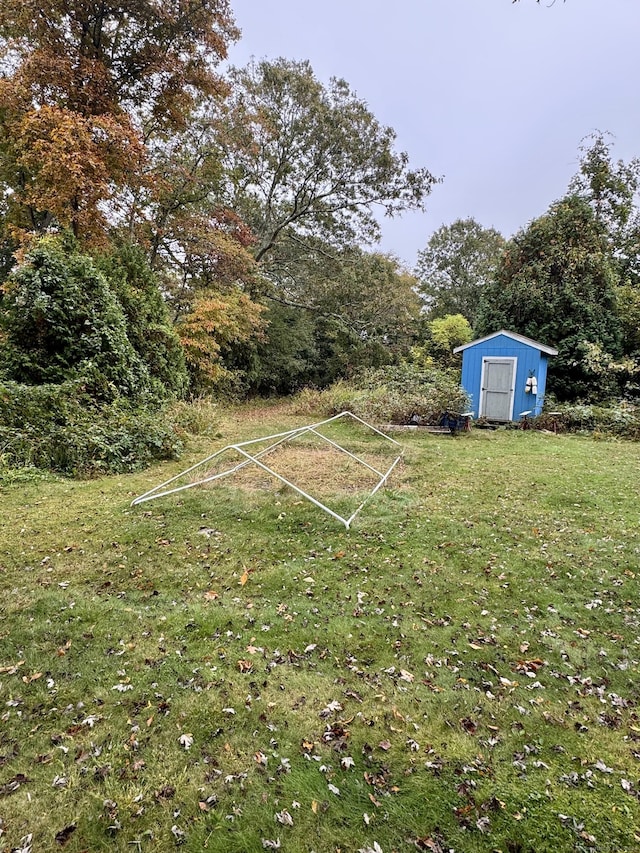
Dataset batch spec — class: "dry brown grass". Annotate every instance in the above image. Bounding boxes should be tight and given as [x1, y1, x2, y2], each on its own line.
[196, 441, 401, 498]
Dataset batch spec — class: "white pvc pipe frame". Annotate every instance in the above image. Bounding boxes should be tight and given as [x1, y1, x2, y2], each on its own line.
[131, 411, 403, 529]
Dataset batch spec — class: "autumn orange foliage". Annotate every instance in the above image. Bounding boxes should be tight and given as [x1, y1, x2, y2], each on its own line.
[178, 291, 265, 390]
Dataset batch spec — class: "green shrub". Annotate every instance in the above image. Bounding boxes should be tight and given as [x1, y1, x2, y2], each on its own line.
[0, 236, 151, 401]
[167, 397, 220, 437]
[0, 381, 181, 475]
[96, 241, 189, 398]
[534, 400, 640, 439]
[294, 364, 469, 424]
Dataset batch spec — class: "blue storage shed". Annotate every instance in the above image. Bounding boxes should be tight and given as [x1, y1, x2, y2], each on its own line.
[453, 330, 558, 422]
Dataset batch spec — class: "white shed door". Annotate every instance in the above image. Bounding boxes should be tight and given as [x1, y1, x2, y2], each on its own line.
[480, 358, 516, 421]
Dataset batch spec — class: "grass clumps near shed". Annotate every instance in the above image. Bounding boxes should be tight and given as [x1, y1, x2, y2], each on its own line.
[535, 400, 640, 440]
[294, 363, 469, 426]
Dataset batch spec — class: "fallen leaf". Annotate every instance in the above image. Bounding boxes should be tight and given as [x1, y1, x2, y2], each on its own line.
[319, 700, 343, 718]
[275, 809, 293, 826]
[11, 834, 33, 853]
[460, 717, 477, 735]
[413, 838, 445, 852]
[57, 640, 72, 656]
[476, 816, 490, 833]
[179, 733, 194, 750]
[516, 658, 545, 674]
[0, 773, 30, 797]
[357, 842, 383, 853]
[0, 660, 25, 674]
[54, 824, 76, 846]
[155, 785, 175, 800]
[240, 569, 249, 586]
[198, 527, 219, 538]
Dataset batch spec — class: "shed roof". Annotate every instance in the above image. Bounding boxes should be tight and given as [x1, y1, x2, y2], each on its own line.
[453, 329, 558, 356]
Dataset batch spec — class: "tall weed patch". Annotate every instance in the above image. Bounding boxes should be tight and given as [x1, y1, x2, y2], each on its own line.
[536, 400, 640, 439]
[294, 364, 468, 424]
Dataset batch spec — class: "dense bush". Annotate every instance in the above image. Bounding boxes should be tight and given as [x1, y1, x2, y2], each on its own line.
[534, 400, 640, 440]
[0, 238, 190, 476]
[0, 381, 181, 475]
[167, 397, 221, 437]
[294, 364, 469, 424]
[0, 236, 151, 401]
[96, 241, 189, 398]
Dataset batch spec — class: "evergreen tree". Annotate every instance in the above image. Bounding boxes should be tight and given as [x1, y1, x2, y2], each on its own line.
[0, 236, 150, 401]
[476, 196, 623, 401]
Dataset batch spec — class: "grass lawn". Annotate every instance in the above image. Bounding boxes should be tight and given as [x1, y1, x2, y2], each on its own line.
[1, 401, 640, 852]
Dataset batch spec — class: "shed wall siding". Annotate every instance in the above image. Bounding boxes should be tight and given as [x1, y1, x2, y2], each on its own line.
[460, 334, 551, 420]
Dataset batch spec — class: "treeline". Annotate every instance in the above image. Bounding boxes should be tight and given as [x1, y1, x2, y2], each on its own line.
[1, 3, 639, 473]
[0, 2, 436, 402]
[417, 133, 640, 403]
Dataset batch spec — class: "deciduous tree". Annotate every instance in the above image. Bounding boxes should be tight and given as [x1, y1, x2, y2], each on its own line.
[569, 132, 640, 246]
[415, 218, 505, 325]
[0, 0, 238, 242]
[129, 119, 258, 317]
[0, 0, 237, 130]
[221, 58, 438, 282]
[421, 314, 473, 368]
[177, 290, 265, 393]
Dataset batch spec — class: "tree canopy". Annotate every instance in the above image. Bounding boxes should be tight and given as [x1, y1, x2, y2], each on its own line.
[0, 0, 237, 129]
[415, 218, 505, 324]
[476, 195, 623, 400]
[0, 0, 238, 242]
[222, 58, 438, 279]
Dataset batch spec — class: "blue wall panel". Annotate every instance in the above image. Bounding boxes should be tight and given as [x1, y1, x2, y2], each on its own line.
[460, 334, 551, 421]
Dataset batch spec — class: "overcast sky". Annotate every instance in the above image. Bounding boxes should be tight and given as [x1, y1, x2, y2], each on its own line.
[226, 0, 640, 268]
